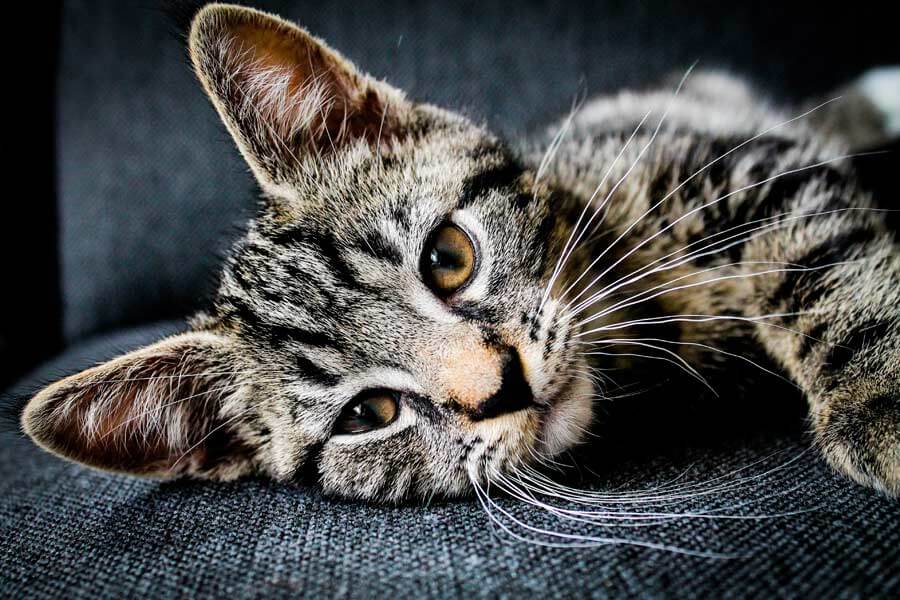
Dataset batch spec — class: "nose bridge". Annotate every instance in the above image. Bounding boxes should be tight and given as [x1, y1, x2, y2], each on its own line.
[438, 337, 503, 412]
[437, 331, 534, 420]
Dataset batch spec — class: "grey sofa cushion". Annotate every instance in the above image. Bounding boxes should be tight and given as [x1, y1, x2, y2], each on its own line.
[2, 322, 898, 598]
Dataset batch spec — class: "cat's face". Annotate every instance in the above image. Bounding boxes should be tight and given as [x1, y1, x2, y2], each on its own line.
[21, 4, 594, 501]
[214, 115, 596, 500]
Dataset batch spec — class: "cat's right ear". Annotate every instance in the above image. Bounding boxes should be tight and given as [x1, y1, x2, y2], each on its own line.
[188, 3, 414, 191]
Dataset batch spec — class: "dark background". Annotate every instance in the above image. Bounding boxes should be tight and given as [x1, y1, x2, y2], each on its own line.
[3, 0, 899, 391]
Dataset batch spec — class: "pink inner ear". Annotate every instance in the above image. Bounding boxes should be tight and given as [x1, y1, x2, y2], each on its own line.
[222, 21, 400, 153]
[23, 334, 251, 477]
[39, 359, 216, 474]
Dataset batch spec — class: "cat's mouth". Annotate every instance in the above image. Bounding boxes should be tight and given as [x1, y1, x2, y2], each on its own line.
[534, 369, 595, 457]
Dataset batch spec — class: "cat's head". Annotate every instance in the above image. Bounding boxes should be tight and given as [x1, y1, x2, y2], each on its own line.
[21, 3, 595, 501]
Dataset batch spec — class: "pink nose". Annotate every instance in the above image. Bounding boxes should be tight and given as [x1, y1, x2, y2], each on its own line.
[442, 345, 534, 420]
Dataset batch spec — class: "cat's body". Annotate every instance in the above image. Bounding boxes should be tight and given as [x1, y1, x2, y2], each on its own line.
[541, 74, 899, 495]
[21, 4, 900, 501]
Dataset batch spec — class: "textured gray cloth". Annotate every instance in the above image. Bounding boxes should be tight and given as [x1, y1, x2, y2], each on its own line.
[2, 322, 899, 598]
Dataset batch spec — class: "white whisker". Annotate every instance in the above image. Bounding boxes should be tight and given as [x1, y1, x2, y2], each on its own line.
[539, 110, 653, 312]
[555, 63, 699, 304]
[564, 151, 882, 310]
[470, 467, 739, 557]
[573, 311, 841, 350]
[579, 337, 796, 389]
[569, 207, 888, 313]
[574, 261, 855, 327]
[580, 339, 714, 394]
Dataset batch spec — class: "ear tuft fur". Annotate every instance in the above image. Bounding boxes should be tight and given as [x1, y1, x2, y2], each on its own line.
[20, 331, 256, 479]
[187, 3, 411, 187]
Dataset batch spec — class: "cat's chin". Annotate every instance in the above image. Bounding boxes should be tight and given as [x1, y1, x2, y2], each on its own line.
[535, 375, 595, 457]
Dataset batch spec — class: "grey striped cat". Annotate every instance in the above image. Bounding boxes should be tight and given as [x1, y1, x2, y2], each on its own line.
[22, 3, 899, 501]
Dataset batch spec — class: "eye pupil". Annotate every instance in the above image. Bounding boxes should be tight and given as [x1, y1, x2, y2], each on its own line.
[335, 391, 399, 435]
[431, 247, 459, 269]
[429, 248, 444, 267]
[422, 223, 477, 296]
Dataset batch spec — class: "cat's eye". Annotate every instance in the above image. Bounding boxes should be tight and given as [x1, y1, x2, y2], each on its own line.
[421, 222, 477, 296]
[334, 391, 399, 435]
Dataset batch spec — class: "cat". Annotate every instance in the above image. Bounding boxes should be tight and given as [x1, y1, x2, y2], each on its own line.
[21, 3, 900, 502]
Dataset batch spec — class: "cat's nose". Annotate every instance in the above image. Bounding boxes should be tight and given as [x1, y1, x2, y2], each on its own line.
[468, 346, 534, 421]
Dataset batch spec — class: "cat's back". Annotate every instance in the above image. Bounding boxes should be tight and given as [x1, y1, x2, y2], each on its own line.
[526, 70, 883, 289]
[532, 71, 861, 235]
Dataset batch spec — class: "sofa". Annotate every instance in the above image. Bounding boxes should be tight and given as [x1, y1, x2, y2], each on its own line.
[2, 1, 898, 597]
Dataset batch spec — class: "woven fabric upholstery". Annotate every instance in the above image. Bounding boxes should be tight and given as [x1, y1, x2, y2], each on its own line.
[2, 323, 898, 598]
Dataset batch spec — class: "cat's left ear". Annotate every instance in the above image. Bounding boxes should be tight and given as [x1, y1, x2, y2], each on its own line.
[21, 331, 256, 479]
[188, 3, 413, 189]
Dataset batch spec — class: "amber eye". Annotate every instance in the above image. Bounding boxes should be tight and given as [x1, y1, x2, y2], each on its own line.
[422, 223, 477, 296]
[334, 391, 399, 435]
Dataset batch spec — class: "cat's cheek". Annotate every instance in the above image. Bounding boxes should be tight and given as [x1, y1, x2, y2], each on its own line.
[537, 376, 595, 457]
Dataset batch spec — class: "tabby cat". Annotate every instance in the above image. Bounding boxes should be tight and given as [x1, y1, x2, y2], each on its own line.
[22, 3, 900, 501]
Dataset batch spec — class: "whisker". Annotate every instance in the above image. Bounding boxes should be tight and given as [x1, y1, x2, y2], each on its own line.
[564, 151, 884, 310]
[555, 96, 844, 309]
[514, 447, 809, 505]
[555, 63, 699, 305]
[539, 110, 653, 312]
[575, 311, 822, 339]
[470, 468, 738, 557]
[580, 341, 714, 394]
[572, 259, 799, 317]
[494, 470, 815, 526]
[574, 261, 856, 326]
[571, 207, 891, 312]
[534, 91, 585, 186]
[578, 337, 795, 388]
